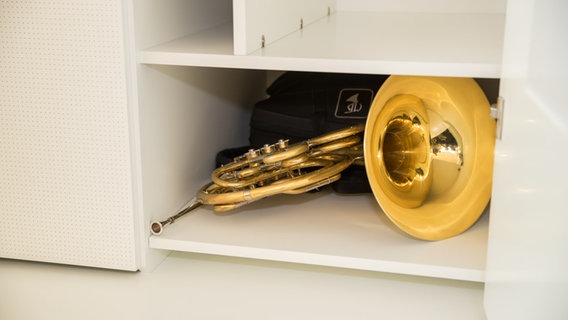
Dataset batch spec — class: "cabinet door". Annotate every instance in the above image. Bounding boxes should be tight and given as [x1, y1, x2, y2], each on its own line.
[484, 0, 568, 318]
[0, 0, 140, 270]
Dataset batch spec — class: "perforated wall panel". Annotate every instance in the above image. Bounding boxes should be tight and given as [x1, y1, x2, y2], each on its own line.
[0, 0, 139, 270]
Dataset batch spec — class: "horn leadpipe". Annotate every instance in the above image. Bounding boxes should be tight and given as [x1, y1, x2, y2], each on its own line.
[150, 198, 203, 236]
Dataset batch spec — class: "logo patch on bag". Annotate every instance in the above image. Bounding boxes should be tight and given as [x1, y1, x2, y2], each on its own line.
[334, 89, 374, 119]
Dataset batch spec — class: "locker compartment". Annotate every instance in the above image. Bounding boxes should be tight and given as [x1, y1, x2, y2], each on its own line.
[140, 65, 500, 282]
[132, 0, 505, 281]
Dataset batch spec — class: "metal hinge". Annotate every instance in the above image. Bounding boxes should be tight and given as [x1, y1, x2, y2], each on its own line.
[490, 96, 505, 140]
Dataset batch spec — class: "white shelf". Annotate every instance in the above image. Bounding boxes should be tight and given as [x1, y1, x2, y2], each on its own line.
[139, 11, 504, 78]
[150, 189, 489, 282]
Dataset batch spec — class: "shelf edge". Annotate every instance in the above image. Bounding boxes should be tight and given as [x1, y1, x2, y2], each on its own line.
[139, 51, 501, 78]
[149, 237, 485, 282]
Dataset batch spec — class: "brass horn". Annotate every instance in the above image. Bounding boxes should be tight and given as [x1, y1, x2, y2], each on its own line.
[364, 76, 495, 240]
[151, 75, 495, 241]
[150, 124, 365, 235]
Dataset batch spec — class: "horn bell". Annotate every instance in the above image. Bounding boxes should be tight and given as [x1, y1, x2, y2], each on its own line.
[364, 76, 495, 240]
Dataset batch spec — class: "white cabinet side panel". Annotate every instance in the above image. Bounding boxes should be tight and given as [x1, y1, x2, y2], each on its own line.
[485, 0, 568, 318]
[233, 0, 336, 55]
[0, 0, 138, 270]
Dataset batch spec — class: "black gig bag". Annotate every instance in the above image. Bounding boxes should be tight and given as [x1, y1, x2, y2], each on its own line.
[217, 71, 389, 194]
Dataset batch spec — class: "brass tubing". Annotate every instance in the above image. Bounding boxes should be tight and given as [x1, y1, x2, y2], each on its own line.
[150, 199, 203, 236]
[150, 125, 364, 236]
[197, 157, 353, 205]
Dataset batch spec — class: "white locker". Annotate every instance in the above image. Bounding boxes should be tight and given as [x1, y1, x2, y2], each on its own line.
[1, 0, 566, 319]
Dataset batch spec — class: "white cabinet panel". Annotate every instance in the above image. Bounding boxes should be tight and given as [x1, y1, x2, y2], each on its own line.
[0, 0, 140, 270]
[484, 0, 568, 318]
[248, 11, 504, 77]
[233, 0, 336, 55]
